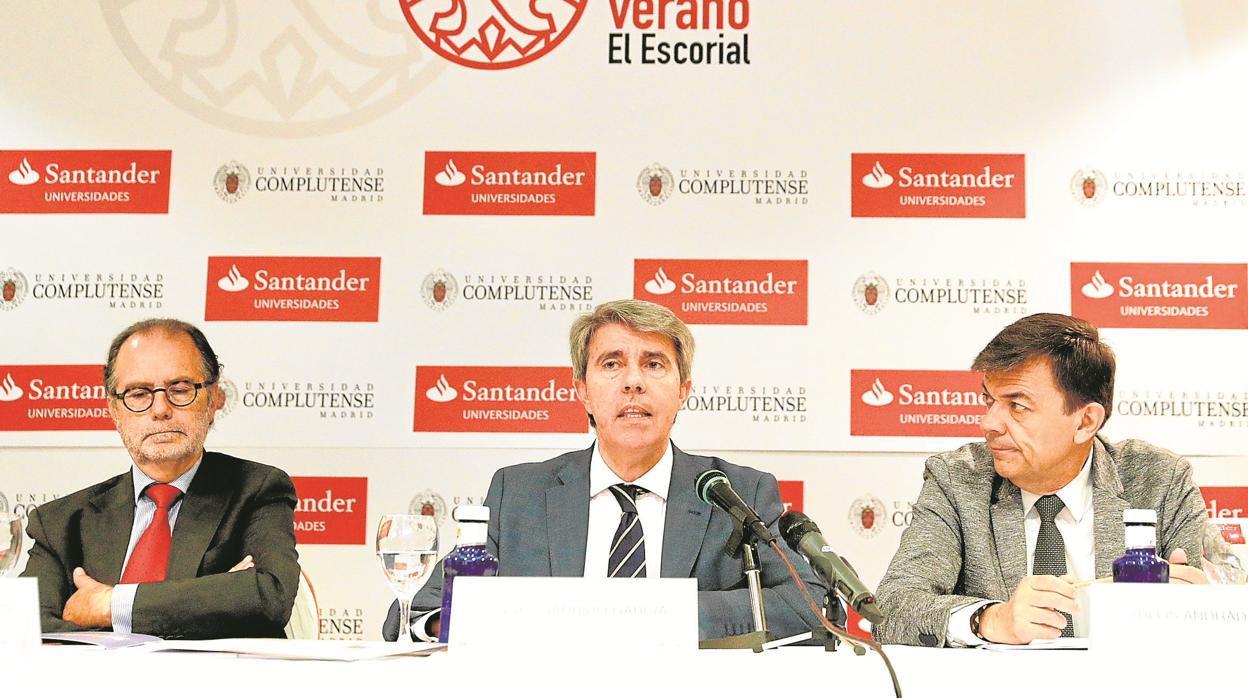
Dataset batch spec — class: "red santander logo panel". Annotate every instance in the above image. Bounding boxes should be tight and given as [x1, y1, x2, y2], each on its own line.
[204, 256, 381, 322]
[635, 259, 807, 325]
[423, 151, 596, 216]
[1, 150, 171, 214]
[851, 153, 1025, 218]
[292, 476, 367, 545]
[414, 366, 588, 433]
[1070, 262, 1248, 329]
[1202, 486, 1248, 519]
[0, 365, 113, 431]
[850, 370, 984, 437]
[777, 480, 804, 514]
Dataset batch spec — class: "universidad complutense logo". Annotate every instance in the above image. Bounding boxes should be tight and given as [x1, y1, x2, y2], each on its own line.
[204, 256, 381, 322]
[634, 259, 807, 325]
[1070, 262, 1248, 329]
[423, 151, 596, 216]
[850, 370, 984, 437]
[291, 476, 367, 545]
[399, 0, 587, 69]
[1, 150, 171, 214]
[0, 365, 113, 431]
[414, 366, 587, 433]
[851, 153, 1025, 218]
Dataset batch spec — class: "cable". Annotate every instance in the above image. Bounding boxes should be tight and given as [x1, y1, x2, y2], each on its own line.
[770, 539, 903, 698]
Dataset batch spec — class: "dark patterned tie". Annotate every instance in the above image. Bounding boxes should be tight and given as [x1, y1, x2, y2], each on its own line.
[608, 484, 647, 578]
[1032, 494, 1073, 637]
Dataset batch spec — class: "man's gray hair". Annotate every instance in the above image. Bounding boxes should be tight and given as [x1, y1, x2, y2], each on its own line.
[569, 299, 694, 382]
[104, 318, 221, 394]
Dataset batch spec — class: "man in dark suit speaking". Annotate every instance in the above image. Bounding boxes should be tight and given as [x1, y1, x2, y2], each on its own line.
[386, 299, 825, 641]
[21, 319, 300, 639]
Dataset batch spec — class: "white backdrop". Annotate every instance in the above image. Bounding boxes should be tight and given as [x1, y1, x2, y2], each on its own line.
[2, 1, 1247, 640]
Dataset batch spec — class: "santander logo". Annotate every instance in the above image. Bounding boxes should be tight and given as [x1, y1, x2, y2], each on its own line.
[434, 160, 466, 187]
[0, 373, 23, 401]
[1080, 270, 1115, 299]
[217, 264, 250, 292]
[860, 378, 894, 406]
[861, 161, 893, 189]
[8, 158, 38, 186]
[644, 268, 677, 295]
[425, 374, 458, 403]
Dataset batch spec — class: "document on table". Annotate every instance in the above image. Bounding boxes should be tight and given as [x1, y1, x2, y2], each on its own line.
[139, 638, 445, 661]
[980, 638, 1088, 651]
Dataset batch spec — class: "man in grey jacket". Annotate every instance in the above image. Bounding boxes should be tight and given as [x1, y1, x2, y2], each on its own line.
[875, 313, 1208, 647]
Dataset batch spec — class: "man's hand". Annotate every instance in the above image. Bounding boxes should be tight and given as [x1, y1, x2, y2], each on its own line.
[62, 568, 114, 628]
[229, 555, 255, 572]
[1167, 548, 1209, 584]
[979, 575, 1078, 644]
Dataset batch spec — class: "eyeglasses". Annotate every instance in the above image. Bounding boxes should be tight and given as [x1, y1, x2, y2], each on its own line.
[112, 380, 216, 413]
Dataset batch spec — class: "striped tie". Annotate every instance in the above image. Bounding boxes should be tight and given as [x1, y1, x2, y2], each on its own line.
[1032, 494, 1074, 637]
[608, 484, 647, 578]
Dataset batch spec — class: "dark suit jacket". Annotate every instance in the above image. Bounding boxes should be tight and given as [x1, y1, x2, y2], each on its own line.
[20, 451, 300, 639]
[384, 444, 827, 641]
[874, 436, 1207, 647]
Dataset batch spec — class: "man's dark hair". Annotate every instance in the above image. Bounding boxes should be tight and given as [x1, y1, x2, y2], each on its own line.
[972, 313, 1115, 426]
[103, 318, 221, 393]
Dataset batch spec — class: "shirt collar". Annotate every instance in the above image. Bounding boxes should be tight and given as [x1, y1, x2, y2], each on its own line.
[589, 440, 673, 502]
[131, 455, 203, 504]
[1021, 447, 1093, 523]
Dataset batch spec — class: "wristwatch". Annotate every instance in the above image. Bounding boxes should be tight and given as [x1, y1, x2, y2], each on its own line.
[969, 602, 999, 642]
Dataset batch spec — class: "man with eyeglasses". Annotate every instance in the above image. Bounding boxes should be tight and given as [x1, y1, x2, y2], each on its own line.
[20, 318, 300, 638]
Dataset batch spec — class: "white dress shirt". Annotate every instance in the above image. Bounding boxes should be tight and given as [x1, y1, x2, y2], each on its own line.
[948, 449, 1094, 646]
[583, 441, 671, 578]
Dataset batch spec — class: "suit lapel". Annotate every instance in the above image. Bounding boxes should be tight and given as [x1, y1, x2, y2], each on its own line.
[661, 444, 711, 578]
[546, 450, 590, 576]
[990, 474, 1027, 595]
[82, 472, 137, 584]
[167, 453, 229, 580]
[1090, 438, 1127, 579]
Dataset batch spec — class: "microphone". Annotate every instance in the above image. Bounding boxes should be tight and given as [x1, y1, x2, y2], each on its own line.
[694, 469, 775, 544]
[780, 510, 883, 624]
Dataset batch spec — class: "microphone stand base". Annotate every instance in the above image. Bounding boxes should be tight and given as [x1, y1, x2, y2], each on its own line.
[698, 630, 773, 652]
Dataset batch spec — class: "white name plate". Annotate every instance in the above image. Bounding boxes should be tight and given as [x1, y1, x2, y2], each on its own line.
[448, 576, 698, 654]
[0, 578, 40, 657]
[1089, 583, 1248, 649]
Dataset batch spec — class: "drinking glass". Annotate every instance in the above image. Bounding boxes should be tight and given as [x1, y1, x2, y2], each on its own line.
[0, 513, 22, 576]
[376, 514, 439, 643]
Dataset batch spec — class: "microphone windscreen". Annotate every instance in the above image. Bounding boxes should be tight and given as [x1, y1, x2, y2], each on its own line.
[694, 469, 729, 505]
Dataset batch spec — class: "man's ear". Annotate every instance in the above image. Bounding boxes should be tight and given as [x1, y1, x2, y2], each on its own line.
[1073, 401, 1105, 444]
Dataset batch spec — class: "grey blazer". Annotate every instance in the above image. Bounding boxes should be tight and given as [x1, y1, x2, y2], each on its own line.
[874, 436, 1207, 647]
[383, 443, 827, 641]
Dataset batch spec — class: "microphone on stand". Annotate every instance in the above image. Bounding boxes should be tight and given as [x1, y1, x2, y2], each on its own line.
[694, 469, 775, 544]
[780, 510, 883, 624]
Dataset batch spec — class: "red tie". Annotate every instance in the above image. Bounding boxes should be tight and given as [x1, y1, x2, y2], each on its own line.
[120, 484, 183, 584]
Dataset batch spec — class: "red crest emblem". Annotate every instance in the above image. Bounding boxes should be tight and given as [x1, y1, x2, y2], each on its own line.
[863, 283, 878, 306]
[432, 280, 446, 303]
[2, 280, 14, 302]
[861, 507, 876, 530]
[226, 172, 239, 194]
[649, 175, 663, 198]
[1082, 177, 1096, 200]
[420, 501, 436, 517]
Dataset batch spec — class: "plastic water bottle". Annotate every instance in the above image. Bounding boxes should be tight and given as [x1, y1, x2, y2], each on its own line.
[1112, 509, 1169, 583]
[438, 505, 498, 643]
